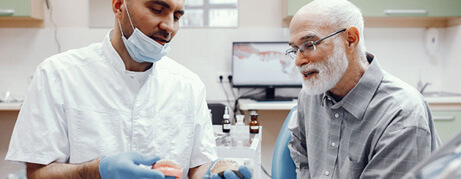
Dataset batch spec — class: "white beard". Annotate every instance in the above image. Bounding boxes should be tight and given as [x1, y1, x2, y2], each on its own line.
[299, 45, 349, 95]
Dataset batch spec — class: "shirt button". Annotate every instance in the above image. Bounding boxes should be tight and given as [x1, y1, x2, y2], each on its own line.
[325, 171, 330, 176]
[335, 113, 339, 118]
[331, 142, 336, 147]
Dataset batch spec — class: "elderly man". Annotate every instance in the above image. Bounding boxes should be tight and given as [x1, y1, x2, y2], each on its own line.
[286, 0, 441, 178]
[6, 0, 251, 178]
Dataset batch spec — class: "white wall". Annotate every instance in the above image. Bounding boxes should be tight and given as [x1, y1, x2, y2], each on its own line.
[364, 27, 446, 92]
[441, 25, 461, 93]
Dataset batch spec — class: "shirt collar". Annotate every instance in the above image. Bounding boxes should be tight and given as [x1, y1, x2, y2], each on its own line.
[103, 30, 158, 76]
[101, 30, 128, 74]
[325, 53, 384, 120]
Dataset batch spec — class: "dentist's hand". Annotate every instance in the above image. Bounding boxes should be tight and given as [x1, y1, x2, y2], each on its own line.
[203, 160, 252, 179]
[218, 166, 252, 179]
[99, 151, 165, 179]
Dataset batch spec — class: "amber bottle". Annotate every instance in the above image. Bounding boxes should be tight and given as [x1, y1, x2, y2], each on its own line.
[249, 110, 260, 134]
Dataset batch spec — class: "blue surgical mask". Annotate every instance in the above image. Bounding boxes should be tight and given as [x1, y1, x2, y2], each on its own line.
[118, 0, 171, 63]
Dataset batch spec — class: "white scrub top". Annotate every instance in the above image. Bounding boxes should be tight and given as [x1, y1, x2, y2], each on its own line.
[6, 30, 218, 177]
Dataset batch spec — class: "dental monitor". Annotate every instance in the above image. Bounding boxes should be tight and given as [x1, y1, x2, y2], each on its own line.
[232, 41, 302, 101]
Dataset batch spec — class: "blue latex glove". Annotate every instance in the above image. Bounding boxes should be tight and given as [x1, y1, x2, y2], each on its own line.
[99, 151, 165, 179]
[202, 160, 217, 179]
[203, 160, 252, 179]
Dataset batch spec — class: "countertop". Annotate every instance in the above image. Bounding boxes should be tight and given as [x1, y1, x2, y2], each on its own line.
[238, 98, 297, 110]
[423, 92, 461, 110]
[0, 102, 21, 111]
[2, 96, 461, 111]
[426, 96, 461, 104]
[238, 96, 461, 111]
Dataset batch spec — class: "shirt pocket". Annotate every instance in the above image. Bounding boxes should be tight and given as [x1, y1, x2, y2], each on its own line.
[340, 156, 365, 178]
[65, 106, 124, 163]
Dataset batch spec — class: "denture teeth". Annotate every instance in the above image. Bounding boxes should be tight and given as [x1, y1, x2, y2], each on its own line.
[209, 159, 243, 179]
[153, 159, 183, 179]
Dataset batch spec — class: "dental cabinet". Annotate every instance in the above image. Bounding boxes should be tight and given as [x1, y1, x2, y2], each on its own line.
[0, 0, 44, 27]
[432, 110, 461, 143]
[285, 0, 461, 17]
[0, 110, 22, 178]
[283, 0, 461, 27]
[428, 102, 461, 144]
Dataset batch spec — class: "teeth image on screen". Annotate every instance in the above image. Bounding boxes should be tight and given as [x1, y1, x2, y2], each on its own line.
[232, 42, 302, 86]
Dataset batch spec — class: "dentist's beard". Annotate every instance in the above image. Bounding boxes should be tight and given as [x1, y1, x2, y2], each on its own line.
[299, 45, 349, 95]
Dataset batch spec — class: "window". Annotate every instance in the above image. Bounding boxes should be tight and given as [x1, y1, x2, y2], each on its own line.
[180, 0, 238, 28]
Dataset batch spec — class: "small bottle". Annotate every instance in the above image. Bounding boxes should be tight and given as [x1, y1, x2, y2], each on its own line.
[235, 114, 246, 135]
[249, 110, 260, 134]
[222, 106, 231, 133]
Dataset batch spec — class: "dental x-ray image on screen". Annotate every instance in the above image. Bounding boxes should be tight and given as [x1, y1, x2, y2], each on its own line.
[232, 42, 302, 101]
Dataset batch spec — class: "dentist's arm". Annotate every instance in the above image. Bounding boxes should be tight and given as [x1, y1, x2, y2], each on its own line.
[188, 162, 212, 179]
[27, 151, 164, 179]
[26, 160, 100, 179]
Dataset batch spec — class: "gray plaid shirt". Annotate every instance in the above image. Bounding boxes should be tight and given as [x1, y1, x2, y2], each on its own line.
[288, 53, 441, 179]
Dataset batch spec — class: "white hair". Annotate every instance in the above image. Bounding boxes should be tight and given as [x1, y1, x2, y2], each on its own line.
[305, 0, 367, 58]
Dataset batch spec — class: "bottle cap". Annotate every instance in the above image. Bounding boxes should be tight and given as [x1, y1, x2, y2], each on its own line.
[250, 110, 258, 116]
[223, 106, 230, 119]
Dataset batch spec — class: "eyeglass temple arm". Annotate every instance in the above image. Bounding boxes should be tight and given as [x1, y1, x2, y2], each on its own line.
[315, 29, 347, 45]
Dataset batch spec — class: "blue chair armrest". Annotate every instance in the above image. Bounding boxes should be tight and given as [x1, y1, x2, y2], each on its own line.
[271, 106, 297, 179]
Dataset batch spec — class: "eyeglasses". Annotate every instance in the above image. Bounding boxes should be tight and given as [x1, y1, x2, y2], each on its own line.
[285, 29, 346, 59]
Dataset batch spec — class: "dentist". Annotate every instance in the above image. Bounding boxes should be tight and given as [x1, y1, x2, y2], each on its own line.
[6, 0, 251, 178]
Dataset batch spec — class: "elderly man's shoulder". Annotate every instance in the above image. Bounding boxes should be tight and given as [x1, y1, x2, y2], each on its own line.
[376, 72, 427, 111]
[370, 72, 435, 134]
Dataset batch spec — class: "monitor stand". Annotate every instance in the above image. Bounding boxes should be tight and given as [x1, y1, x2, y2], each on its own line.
[251, 87, 295, 102]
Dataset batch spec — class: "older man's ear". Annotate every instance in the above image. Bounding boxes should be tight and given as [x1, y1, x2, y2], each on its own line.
[345, 27, 359, 48]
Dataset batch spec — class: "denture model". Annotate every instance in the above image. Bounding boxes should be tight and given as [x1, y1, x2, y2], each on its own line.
[209, 159, 243, 179]
[152, 159, 183, 179]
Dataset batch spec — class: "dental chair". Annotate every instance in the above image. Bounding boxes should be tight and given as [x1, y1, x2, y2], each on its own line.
[271, 106, 297, 179]
[207, 103, 227, 125]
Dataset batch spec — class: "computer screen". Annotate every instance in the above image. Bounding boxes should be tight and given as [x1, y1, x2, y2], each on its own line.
[232, 41, 302, 100]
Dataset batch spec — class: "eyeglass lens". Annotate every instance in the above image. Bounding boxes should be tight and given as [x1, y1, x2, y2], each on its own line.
[286, 29, 346, 59]
[287, 41, 315, 59]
